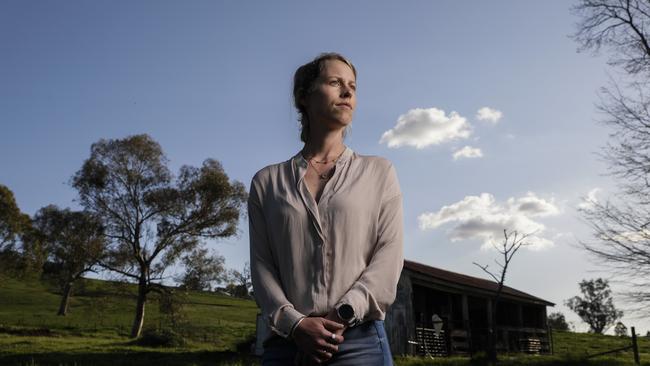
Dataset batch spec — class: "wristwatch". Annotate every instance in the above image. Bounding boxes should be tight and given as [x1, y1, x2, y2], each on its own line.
[336, 303, 356, 326]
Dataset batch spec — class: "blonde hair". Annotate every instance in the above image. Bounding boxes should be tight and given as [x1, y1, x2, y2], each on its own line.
[293, 52, 356, 143]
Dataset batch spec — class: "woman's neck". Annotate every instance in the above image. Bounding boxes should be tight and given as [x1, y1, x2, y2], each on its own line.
[303, 130, 346, 161]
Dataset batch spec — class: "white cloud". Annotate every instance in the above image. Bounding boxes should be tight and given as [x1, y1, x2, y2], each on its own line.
[577, 188, 601, 211]
[380, 107, 471, 149]
[418, 192, 560, 250]
[476, 107, 503, 124]
[453, 146, 483, 160]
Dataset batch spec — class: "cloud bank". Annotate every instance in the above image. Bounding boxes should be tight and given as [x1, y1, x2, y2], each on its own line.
[380, 107, 471, 149]
[418, 192, 560, 250]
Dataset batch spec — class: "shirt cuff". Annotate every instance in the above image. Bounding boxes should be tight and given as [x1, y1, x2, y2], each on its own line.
[336, 286, 369, 325]
[271, 305, 306, 338]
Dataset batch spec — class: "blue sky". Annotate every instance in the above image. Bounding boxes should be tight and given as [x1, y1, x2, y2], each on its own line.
[1, 1, 641, 333]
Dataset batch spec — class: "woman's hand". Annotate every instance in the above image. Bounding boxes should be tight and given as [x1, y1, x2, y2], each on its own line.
[292, 317, 345, 364]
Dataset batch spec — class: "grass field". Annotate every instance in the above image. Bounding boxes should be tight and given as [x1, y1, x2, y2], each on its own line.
[1, 275, 649, 365]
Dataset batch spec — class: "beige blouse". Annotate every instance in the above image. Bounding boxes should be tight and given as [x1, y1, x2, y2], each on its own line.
[248, 147, 404, 342]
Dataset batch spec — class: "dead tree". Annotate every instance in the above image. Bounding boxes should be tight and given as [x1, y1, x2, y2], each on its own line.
[572, 0, 650, 314]
[473, 229, 532, 362]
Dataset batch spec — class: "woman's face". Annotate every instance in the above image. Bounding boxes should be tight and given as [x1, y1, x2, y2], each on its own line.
[303, 59, 357, 132]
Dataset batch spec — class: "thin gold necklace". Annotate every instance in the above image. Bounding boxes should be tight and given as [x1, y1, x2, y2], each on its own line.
[305, 147, 346, 180]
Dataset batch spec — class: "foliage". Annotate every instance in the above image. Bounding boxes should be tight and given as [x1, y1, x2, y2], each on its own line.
[0, 184, 30, 251]
[573, 0, 650, 314]
[134, 328, 187, 348]
[224, 262, 252, 299]
[33, 205, 106, 315]
[0, 184, 39, 278]
[70, 134, 247, 337]
[177, 246, 226, 291]
[614, 321, 628, 337]
[547, 312, 570, 331]
[566, 278, 623, 334]
[157, 289, 188, 329]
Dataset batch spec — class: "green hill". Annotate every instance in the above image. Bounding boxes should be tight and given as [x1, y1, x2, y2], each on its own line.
[0, 275, 260, 365]
[1, 275, 649, 365]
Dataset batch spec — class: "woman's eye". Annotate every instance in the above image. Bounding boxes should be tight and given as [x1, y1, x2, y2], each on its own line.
[330, 80, 341, 86]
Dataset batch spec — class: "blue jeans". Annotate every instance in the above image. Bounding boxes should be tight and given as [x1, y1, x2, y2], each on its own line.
[262, 320, 393, 366]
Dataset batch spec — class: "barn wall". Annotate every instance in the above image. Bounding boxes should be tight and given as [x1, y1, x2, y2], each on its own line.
[385, 271, 415, 356]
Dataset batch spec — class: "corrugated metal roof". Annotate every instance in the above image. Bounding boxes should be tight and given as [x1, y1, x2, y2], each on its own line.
[404, 259, 555, 306]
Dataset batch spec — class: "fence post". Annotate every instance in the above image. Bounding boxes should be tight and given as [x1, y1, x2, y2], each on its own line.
[631, 327, 640, 365]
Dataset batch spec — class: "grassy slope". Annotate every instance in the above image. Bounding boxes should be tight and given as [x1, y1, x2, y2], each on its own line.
[1, 276, 649, 365]
[0, 275, 259, 365]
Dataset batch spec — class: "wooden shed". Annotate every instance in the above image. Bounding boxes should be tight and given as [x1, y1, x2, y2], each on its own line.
[384, 259, 554, 357]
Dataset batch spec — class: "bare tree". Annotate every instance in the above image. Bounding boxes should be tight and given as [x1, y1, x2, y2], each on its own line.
[473, 229, 531, 362]
[572, 0, 650, 313]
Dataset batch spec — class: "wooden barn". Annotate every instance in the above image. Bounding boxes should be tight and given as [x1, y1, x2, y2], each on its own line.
[384, 259, 554, 357]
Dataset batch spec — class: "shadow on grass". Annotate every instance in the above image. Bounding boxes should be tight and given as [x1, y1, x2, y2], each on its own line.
[0, 350, 261, 366]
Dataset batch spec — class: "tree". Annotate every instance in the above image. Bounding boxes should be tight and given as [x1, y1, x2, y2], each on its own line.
[225, 261, 251, 298]
[473, 229, 531, 362]
[71, 134, 246, 337]
[1, 187, 63, 280]
[547, 312, 570, 331]
[33, 205, 106, 315]
[177, 246, 226, 291]
[573, 0, 650, 312]
[0, 184, 30, 252]
[614, 321, 628, 337]
[565, 278, 623, 334]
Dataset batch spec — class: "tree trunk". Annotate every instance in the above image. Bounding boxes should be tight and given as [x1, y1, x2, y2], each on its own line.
[130, 277, 147, 338]
[57, 282, 73, 316]
[488, 298, 498, 363]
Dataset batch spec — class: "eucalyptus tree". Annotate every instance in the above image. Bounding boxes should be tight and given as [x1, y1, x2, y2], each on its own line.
[566, 278, 623, 334]
[0, 184, 41, 277]
[0, 184, 30, 251]
[72, 134, 246, 337]
[33, 205, 106, 315]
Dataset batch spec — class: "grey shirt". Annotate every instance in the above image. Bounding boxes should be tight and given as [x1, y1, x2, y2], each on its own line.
[249, 147, 404, 342]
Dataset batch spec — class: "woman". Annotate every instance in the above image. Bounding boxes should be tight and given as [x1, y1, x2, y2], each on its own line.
[249, 52, 403, 365]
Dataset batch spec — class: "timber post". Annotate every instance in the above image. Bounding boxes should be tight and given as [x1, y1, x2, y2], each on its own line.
[631, 326, 640, 365]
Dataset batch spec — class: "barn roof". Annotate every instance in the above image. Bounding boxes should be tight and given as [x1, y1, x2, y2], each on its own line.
[403, 259, 555, 306]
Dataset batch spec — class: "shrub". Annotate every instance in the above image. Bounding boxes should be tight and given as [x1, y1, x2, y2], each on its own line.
[134, 328, 187, 348]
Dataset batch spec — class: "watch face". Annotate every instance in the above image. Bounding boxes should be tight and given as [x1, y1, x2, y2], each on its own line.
[338, 304, 354, 320]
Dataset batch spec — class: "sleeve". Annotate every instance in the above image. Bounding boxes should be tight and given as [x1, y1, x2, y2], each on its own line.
[335, 163, 404, 323]
[248, 177, 306, 338]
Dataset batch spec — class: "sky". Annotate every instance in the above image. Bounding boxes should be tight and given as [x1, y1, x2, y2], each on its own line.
[1, 1, 644, 334]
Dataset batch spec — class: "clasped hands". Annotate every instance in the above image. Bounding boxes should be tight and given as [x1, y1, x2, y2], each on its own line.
[292, 308, 348, 365]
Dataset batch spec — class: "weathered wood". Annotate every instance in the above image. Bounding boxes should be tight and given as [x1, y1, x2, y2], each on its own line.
[385, 271, 414, 356]
[385, 265, 553, 358]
